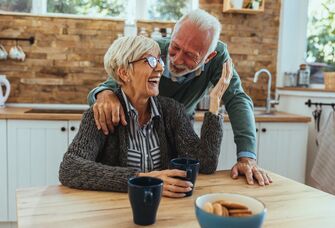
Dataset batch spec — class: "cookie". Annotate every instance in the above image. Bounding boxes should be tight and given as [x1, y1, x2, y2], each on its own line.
[203, 202, 214, 213]
[213, 203, 223, 216]
[221, 205, 229, 217]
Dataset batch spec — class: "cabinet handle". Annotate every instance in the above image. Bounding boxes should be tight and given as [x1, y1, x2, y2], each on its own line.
[70, 126, 76, 131]
[256, 128, 258, 132]
[61, 127, 66, 132]
[261, 128, 266, 133]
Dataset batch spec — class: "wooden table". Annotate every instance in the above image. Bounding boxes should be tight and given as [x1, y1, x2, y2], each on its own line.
[16, 171, 335, 228]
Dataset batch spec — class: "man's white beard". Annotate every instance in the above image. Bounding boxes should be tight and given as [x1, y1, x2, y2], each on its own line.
[167, 56, 205, 78]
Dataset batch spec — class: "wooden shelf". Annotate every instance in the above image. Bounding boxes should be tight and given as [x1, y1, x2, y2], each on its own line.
[223, 0, 265, 14]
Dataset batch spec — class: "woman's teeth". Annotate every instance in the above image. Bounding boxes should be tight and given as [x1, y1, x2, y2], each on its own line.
[148, 78, 160, 84]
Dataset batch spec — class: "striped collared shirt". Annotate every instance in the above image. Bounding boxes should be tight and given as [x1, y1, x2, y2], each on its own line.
[121, 90, 161, 172]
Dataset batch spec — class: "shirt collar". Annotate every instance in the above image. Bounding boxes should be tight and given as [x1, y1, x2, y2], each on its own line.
[120, 89, 160, 119]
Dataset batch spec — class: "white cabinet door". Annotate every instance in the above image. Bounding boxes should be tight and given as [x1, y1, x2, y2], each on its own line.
[0, 120, 8, 221]
[68, 120, 81, 145]
[7, 120, 68, 221]
[194, 122, 237, 171]
[257, 122, 308, 183]
[218, 123, 237, 170]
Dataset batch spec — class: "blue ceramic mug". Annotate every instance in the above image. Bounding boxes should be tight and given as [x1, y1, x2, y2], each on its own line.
[128, 176, 163, 225]
[169, 158, 200, 197]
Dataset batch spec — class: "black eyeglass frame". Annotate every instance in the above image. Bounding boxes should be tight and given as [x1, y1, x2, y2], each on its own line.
[128, 55, 164, 69]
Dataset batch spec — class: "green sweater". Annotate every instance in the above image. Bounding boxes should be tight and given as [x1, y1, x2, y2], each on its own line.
[88, 38, 256, 157]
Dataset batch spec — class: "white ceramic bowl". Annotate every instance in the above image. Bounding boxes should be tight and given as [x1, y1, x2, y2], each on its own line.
[195, 193, 267, 228]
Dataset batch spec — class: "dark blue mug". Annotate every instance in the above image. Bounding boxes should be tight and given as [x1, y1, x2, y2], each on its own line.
[169, 158, 200, 197]
[128, 176, 163, 225]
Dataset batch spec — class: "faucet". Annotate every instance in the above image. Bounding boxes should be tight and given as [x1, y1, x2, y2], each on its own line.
[253, 69, 278, 113]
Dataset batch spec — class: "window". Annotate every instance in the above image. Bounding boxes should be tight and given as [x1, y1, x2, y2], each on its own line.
[46, 0, 126, 18]
[306, 0, 335, 68]
[0, 0, 197, 21]
[0, 0, 32, 12]
[148, 0, 194, 21]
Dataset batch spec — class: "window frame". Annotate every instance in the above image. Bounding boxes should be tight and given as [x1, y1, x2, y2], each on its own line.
[27, 0, 198, 21]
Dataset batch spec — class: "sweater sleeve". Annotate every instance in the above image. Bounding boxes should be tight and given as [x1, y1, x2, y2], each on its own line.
[209, 44, 256, 155]
[168, 100, 224, 174]
[59, 108, 139, 192]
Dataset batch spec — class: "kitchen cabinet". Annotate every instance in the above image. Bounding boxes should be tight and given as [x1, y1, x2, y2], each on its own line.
[0, 120, 8, 221]
[194, 122, 237, 170]
[257, 122, 308, 183]
[68, 120, 81, 143]
[194, 121, 308, 183]
[6, 120, 80, 221]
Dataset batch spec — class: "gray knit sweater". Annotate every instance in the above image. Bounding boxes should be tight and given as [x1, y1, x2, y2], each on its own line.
[59, 89, 224, 192]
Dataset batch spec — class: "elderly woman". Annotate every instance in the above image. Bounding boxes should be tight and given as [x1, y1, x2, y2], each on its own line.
[59, 35, 232, 198]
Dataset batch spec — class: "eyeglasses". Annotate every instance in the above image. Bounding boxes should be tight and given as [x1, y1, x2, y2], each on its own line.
[128, 55, 164, 69]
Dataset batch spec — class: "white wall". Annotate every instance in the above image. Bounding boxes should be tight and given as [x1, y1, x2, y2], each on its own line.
[277, 0, 309, 87]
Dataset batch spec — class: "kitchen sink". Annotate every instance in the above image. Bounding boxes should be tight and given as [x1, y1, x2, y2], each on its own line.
[25, 109, 86, 114]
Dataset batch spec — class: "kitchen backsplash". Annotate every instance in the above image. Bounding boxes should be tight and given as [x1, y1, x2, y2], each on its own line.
[0, 0, 280, 105]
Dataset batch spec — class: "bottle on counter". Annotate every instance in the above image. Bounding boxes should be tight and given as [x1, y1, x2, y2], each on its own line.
[297, 64, 310, 87]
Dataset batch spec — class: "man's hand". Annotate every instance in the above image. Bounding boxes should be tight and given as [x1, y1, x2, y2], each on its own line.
[93, 90, 127, 135]
[139, 169, 193, 198]
[209, 58, 233, 114]
[230, 157, 272, 186]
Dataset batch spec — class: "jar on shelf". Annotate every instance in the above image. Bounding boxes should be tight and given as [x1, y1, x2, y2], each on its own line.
[297, 64, 311, 87]
[283, 72, 298, 87]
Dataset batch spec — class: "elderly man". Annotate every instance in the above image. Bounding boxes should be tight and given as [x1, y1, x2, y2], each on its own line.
[87, 9, 272, 186]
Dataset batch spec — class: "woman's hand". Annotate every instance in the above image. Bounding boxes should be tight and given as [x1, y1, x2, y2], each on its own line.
[139, 169, 193, 198]
[209, 58, 233, 114]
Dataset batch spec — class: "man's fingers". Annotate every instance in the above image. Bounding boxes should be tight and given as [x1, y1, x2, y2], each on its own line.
[111, 106, 120, 126]
[252, 167, 264, 186]
[262, 172, 270, 185]
[92, 105, 101, 130]
[263, 172, 272, 184]
[98, 106, 109, 135]
[104, 105, 113, 131]
[243, 166, 254, 185]
[230, 165, 239, 179]
[120, 107, 127, 126]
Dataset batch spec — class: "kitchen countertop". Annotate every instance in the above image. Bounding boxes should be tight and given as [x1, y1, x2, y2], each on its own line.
[195, 111, 311, 122]
[0, 107, 311, 122]
[16, 170, 335, 228]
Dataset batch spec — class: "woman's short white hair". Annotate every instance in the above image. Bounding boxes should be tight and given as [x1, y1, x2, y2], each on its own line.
[172, 9, 221, 55]
[104, 35, 160, 84]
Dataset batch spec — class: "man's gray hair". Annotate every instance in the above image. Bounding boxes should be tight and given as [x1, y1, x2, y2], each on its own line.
[173, 9, 221, 55]
[104, 35, 160, 84]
